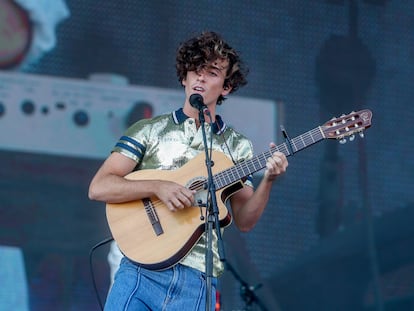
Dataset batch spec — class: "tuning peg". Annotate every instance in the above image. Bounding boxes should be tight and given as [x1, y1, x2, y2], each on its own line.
[349, 134, 355, 141]
[339, 138, 347, 144]
[359, 132, 365, 138]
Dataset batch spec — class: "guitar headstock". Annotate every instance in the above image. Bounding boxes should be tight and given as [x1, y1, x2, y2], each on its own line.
[322, 109, 372, 143]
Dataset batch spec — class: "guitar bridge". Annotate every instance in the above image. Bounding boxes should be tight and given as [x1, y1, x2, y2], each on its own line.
[143, 198, 164, 236]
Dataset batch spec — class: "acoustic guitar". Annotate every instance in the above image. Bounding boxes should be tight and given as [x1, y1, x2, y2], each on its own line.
[106, 109, 372, 270]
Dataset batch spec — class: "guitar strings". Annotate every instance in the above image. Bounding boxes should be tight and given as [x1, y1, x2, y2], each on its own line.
[146, 123, 362, 211]
[213, 127, 324, 188]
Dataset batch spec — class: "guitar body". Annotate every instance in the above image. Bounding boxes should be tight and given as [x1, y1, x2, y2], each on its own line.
[106, 150, 239, 270]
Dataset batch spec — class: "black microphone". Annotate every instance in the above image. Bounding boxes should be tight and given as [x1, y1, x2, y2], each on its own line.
[189, 94, 207, 111]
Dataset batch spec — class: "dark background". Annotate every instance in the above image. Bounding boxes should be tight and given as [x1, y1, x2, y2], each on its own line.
[1, 0, 413, 310]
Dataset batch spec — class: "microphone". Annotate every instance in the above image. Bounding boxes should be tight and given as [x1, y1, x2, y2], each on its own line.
[189, 94, 207, 111]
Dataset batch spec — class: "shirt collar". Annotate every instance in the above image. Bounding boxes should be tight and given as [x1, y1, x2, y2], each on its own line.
[172, 108, 227, 135]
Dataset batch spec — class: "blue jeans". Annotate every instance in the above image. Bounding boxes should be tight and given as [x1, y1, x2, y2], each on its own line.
[104, 257, 217, 311]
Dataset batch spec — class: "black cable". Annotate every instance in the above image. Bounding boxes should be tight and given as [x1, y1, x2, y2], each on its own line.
[89, 236, 114, 311]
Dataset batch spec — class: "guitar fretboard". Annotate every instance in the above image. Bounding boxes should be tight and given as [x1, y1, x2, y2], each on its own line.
[213, 126, 325, 189]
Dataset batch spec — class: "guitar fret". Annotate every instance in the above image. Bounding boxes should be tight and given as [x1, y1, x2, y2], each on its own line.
[239, 162, 249, 179]
[228, 167, 237, 181]
[251, 155, 261, 171]
[214, 177, 221, 189]
[291, 138, 299, 153]
[215, 172, 224, 189]
[230, 166, 239, 182]
[279, 143, 290, 156]
[299, 135, 306, 149]
[310, 131, 316, 142]
[293, 137, 304, 151]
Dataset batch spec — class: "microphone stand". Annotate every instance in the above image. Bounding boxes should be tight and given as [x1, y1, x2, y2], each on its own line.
[198, 107, 226, 311]
[225, 260, 268, 311]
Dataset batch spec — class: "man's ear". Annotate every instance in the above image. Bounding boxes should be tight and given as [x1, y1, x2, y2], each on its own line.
[222, 85, 232, 96]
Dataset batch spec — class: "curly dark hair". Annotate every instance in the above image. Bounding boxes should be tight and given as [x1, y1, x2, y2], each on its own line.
[176, 31, 248, 104]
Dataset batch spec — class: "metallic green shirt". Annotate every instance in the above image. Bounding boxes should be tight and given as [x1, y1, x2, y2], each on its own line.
[112, 108, 254, 276]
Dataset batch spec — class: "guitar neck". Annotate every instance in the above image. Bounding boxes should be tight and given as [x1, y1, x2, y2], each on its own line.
[213, 126, 325, 189]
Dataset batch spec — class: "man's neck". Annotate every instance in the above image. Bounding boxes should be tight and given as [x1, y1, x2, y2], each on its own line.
[183, 105, 216, 124]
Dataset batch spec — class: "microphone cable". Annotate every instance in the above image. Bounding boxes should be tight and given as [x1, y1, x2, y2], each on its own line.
[89, 236, 114, 311]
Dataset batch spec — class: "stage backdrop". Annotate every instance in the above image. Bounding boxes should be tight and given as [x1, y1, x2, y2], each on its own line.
[1, 0, 413, 310]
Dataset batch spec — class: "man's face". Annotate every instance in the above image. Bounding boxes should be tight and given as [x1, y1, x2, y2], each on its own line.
[182, 58, 232, 106]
